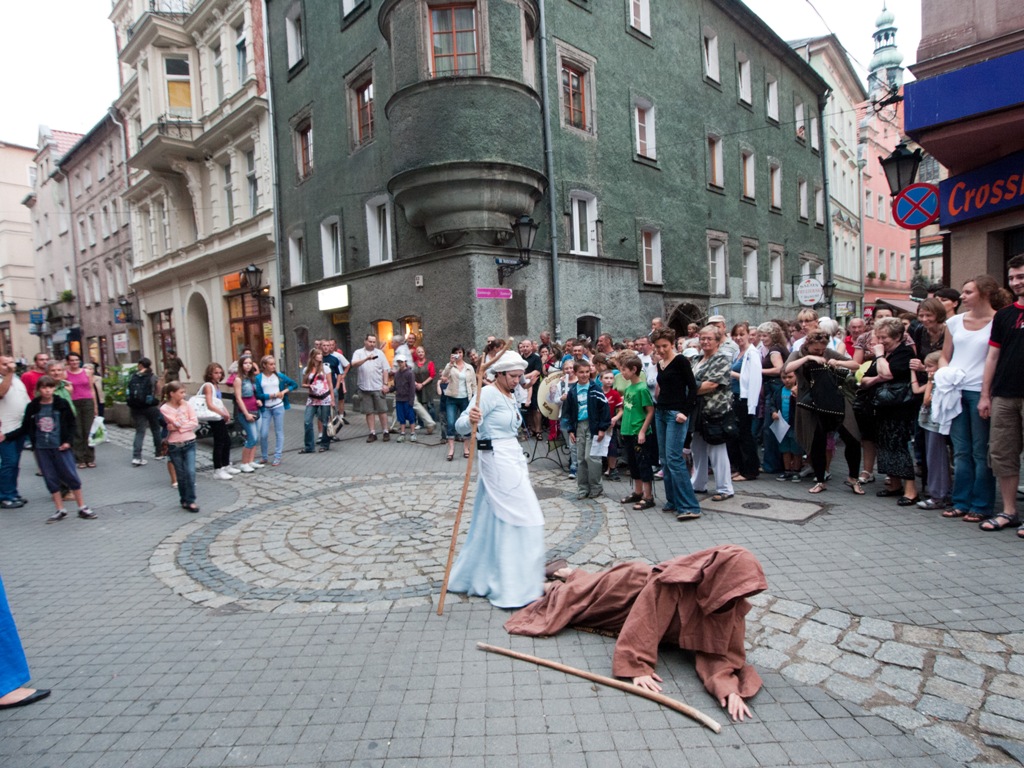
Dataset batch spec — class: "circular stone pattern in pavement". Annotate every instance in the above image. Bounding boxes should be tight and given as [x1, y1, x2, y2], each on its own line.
[151, 472, 606, 613]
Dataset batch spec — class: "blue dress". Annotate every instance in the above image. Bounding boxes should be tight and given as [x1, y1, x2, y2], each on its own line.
[447, 386, 546, 608]
[0, 574, 31, 697]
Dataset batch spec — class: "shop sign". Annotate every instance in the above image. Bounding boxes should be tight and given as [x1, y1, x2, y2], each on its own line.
[29, 309, 44, 324]
[796, 278, 824, 307]
[835, 301, 856, 318]
[940, 148, 1024, 226]
[113, 307, 129, 324]
[113, 333, 129, 355]
[223, 273, 243, 292]
[317, 284, 349, 311]
[476, 287, 513, 300]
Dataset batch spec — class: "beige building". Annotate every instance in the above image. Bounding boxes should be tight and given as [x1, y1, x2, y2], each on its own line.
[0, 141, 40, 360]
[791, 35, 868, 320]
[58, 113, 138, 368]
[110, 0, 276, 380]
[22, 126, 84, 358]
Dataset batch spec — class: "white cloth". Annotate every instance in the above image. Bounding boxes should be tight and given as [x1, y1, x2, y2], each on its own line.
[737, 345, 762, 415]
[261, 373, 284, 409]
[931, 366, 966, 435]
[945, 314, 992, 391]
[0, 374, 30, 433]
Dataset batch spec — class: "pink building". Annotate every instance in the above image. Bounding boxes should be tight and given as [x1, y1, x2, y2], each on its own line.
[859, 7, 915, 313]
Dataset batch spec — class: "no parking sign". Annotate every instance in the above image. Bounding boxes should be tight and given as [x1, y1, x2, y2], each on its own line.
[892, 183, 940, 230]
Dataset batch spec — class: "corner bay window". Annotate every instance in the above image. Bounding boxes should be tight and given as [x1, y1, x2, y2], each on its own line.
[430, 4, 479, 77]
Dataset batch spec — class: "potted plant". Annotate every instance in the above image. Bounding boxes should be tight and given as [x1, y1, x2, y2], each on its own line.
[102, 364, 134, 428]
[878, 272, 887, 281]
[59, 289, 75, 303]
[866, 271, 877, 280]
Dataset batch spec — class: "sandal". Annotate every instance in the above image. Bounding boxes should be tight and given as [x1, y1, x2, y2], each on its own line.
[463, 451, 470, 459]
[963, 512, 987, 523]
[942, 508, 968, 518]
[858, 472, 876, 484]
[843, 479, 865, 495]
[620, 492, 643, 505]
[809, 483, 827, 494]
[77, 463, 87, 469]
[711, 493, 733, 502]
[632, 498, 656, 510]
[87, 462, 97, 468]
[979, 513, 1021, 531]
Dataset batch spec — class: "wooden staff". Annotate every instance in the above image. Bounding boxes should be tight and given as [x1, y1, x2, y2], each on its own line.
[477, 642, 722, 733]
[437, 340, 507, 615]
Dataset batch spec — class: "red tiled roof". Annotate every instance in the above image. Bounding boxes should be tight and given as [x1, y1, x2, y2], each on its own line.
[49, 129, 84, 159]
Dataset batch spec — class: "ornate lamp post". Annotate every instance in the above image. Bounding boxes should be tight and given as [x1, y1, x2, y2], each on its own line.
[879, 142, 929, 299]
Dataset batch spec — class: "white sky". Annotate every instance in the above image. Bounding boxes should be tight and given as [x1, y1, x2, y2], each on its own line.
[0, 0, 921, 149]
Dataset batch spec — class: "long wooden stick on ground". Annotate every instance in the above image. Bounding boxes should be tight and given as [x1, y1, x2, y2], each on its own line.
[437, 341, 507, 615]
[477, 642, 722, 733]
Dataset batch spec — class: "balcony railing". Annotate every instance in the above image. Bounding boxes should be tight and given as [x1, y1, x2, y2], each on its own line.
[126, 0, 194, 40]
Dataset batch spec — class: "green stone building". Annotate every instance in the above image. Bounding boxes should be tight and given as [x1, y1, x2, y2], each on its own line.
[266, 0, 830, 367]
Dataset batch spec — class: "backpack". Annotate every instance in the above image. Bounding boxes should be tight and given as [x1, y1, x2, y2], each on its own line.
[127, 372, 155, 408]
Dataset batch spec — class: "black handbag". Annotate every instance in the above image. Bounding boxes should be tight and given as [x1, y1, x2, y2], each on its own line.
[870, 381, 918, 411]
[800, 365, 847, 417]
[700, 407, 738, 445]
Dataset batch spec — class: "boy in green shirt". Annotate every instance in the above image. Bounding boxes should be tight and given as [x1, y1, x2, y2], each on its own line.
[618, 355, 656, 510]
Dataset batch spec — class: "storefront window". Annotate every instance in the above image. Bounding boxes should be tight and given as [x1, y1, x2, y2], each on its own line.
[401, 316, 422, 347]
[228, 293, 273, 363]
[374, 319, 395, 366]
[151, 309, 176, 372]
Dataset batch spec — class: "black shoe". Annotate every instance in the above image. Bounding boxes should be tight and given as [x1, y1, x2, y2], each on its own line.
[1, 499, 26, 509]
[46, 510, 67, 524]
[0, 688, 51, 709]
[77, 507, 97, 520]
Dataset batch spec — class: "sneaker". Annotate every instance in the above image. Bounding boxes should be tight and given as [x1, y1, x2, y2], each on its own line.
[78, 507, 97, 520]
[576, 491, 589, 500]
[607, 470, 621, 481]
[0, 499, 26, 509]
[917, 498, 942, 510]
[409, 434, 417, 443]
[215, 468, 233, 480]
[132, 458, 147, 466]
[776, 473, 792, 481]
[271, 459, 281, 467]
[171, 482, 178, 488]
[238, 463, 255, 473]
[47, 509, 67, 523]
[225, 465, 242, 474]
[382, 432, 391, 442]
[588, 489, 604, 499]
[396, 435, 405, 443]
[654, 470, 664, 480]
[425, 425, 435, 435]
[366, 433, 378, 443]
[799, 465, 814, 478]
[568, 471, 577, 480]
[250, 460, 263, 469]
[791, 473, 803, 483]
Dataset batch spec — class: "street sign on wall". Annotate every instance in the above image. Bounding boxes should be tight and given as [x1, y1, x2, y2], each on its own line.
[796, 278, 824, 307]
[475, 287, 513, 300]
[892, 183, 940, 230]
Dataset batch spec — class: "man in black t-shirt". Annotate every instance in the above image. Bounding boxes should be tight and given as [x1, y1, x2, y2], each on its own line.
[519, 339, 544, 437]
[979, 253, 1024, 526]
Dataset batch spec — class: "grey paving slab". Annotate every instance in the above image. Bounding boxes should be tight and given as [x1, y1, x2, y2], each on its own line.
[0, 417, 1018, 766]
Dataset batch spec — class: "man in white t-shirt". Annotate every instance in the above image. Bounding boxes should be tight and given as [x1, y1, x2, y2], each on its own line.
[0, 355, 31, 508]
[350, 334, 392, 442]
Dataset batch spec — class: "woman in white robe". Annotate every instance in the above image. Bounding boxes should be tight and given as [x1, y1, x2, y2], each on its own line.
[447, 351, 546, 608]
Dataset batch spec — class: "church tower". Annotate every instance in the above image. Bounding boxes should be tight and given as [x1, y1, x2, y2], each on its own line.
[867, 3, 904, 99]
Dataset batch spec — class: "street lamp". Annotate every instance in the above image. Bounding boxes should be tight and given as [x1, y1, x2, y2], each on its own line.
[240, 263, 275, 306]
[879, 142, 929, 299]
[498, 215, 538, 284]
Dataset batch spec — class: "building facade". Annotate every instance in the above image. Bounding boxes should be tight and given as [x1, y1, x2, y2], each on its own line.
[791, 35, 867, 321]
[265, 0, 830, 370]
[905, 0, 1024, 286]
[58, 114, 137, 368]
[110, 0, 277, 380]
[0, 141, 39, 361]
[22, 127, 84, 358]
[859, 7, 915, 312]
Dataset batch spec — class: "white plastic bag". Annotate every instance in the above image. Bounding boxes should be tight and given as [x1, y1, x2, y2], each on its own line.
[88, 416, 107, 447]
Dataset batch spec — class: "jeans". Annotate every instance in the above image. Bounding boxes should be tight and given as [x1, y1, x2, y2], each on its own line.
[949, 390, 995, 515]
[304, 405, 331, 451]
[167, 440, 196, 505]
[239, 416, 259, 449]
[132, 406, 162, 460]
[0, 430, 24, 501]
[655, 409, 700, 513]
[259, 406, 285, 461]
[445, 396, 470, 432]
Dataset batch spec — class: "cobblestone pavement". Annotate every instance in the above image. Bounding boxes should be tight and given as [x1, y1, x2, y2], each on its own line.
[0, 417, 1020, 767]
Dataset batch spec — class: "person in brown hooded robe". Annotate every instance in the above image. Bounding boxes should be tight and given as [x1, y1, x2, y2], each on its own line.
[504, 544, 767, 721]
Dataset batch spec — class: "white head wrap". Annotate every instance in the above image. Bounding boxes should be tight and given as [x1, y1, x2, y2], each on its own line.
[489, 350, 528, 373]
